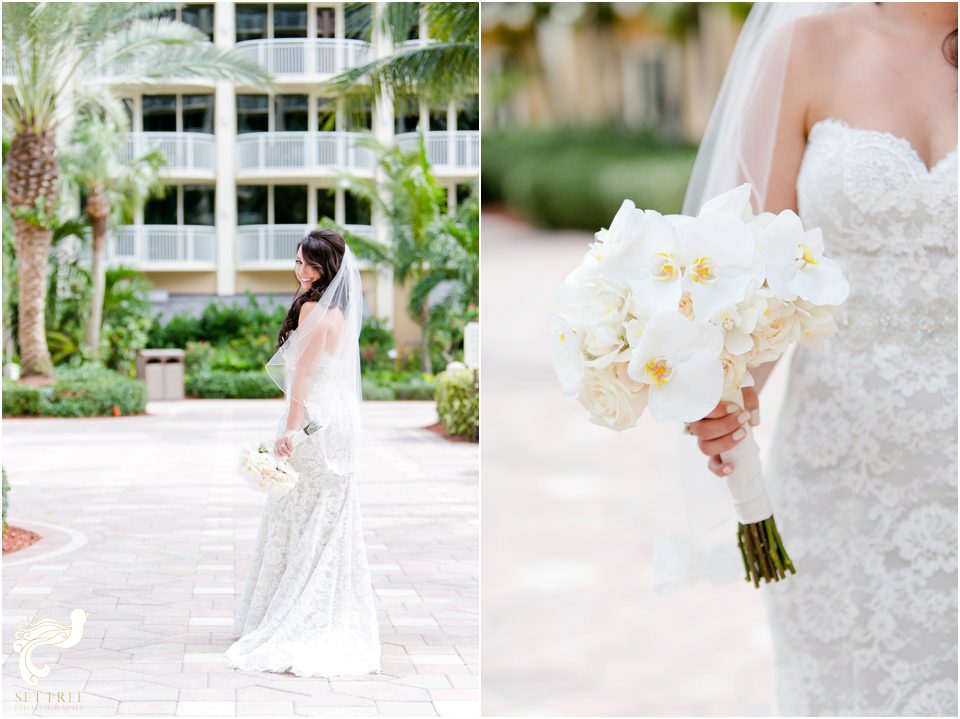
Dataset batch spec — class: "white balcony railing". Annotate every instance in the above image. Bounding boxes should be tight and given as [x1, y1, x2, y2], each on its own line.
[395, 131, 479, 170]
[234, 38, 371, 78]
[235, 132, 375, 173]
[2, 48, 16, 80]
[122, 132, 216, 173]
[111, 226, 216, 269]
[237, 224, 373, 267]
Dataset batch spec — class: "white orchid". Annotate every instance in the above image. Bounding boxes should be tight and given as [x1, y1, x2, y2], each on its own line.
[626, 311, 725, 422]
[608, 208, 684, 313]
[550, 314, 585, 396]
[712, 290, 768, 356]
[759, 210, 850, 305]
[794, 298, 840, 350]
[696, 182, 756, 222]
[674, 210, 763, 321]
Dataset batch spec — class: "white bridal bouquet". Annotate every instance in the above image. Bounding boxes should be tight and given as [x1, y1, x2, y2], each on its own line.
[551, 183, 850, 587]
[236, 421, 322, 497]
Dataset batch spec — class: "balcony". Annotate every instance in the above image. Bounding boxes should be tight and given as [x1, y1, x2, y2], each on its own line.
[236, 224, 373, 269]
[395, 131, 479, 172]
[122, 133, 216, 176]
[233, 38, 371, 79]
[235, 132, 375, 175]
[110, 226, 216, 271]
[2, 48, 15, 82]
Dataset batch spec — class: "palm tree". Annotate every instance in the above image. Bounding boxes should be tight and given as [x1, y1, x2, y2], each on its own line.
[326, 2, 478, 117]
[327, 136, 477, 374]
[2, 2, 272, 378]
[60, 109, 167, 356]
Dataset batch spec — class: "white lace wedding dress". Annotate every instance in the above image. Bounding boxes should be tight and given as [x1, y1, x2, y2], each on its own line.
[763, 117, 958, 715]
[225, 351, 381, 677]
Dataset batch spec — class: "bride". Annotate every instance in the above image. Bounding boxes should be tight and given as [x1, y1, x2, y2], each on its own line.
[225, 229, 381, 677]
[683, 2, 957, 715]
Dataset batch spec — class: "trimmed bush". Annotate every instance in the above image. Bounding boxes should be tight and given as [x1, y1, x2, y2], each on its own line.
[2, 468, 9, 531]
[482, 126, 698, 229]
[186, 370, 283, 399]
[2, 365, 148, 417]
[434, 367, 478, 440]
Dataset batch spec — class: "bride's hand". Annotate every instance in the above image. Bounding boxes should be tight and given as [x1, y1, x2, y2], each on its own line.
[687, 387, 760, 477]
[274, 429, 298, 458]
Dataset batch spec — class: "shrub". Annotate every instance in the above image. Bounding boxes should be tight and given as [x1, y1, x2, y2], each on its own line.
[149, 294, 287, 348]
[362, 379, 396, 401]
[434, 367, 478, 440]
[186, 369, 283, 399]
[2, 467, 9, 531]
[360, 316, 395, 371]
[482, 126, 698, 229]
[2, 365, 148, 417]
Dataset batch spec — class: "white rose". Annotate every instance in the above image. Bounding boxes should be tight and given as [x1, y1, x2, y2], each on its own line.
[578, 365, 648, 431]
[720, 351, 748, 398]
[750, 299, 802, 364]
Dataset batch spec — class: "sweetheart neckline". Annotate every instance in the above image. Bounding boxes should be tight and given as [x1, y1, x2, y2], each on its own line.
[809, 117, 958, 175]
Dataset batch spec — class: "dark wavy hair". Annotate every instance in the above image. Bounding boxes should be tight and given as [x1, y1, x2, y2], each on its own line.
[276, 228, 346, 348]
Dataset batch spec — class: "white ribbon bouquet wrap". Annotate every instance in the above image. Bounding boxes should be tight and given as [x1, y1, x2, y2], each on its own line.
[551, 183, 850, 587]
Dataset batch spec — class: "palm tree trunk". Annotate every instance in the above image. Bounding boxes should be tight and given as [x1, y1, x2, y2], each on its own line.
[420, 302, 432, 374]
[83, 189, 109, 356]
[6, 129, 59, 378]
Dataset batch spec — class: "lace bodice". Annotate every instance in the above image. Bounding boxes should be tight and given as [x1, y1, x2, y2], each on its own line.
[763, 118, 958, 715]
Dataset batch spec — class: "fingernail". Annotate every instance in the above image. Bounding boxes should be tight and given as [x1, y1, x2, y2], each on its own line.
[750, 409, 760, 426]
[732, 428, 746, 441]
[722, 465, 733, 475]
[725, 403, 740, 414]
[737, 411, 751, 425]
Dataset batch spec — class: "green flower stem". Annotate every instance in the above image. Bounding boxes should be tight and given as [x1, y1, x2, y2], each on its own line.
[737, 516, 796, 588]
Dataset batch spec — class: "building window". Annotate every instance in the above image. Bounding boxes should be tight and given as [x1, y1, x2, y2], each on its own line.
[316, 7, 335, 38]
[343, 98, 372, 131]
[142, 95, 176, 132]
[274, 185, 308, 224]
[144, 190, 177, 224]
[273, 4, 307, 38]
[457, 95, 479, 131]
[183, 186, 216, 225]
[182, 4, 214, 40]
[317, 97, 337, 131]
[237, 185, 268, 225]
[344, 191, 370, 225]
[317, 188, 336, 222]
[456, 183, 474, 207]
[237, 95, 269, 134]
[182, 94, 215, 133]
[395, 95, 420, 133]
[275, 95, 308, 132]
[429, 105, 447, 131]
[236, 4, 267, 42]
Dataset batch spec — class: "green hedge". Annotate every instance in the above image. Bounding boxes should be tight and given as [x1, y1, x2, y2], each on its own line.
[2, 365, 148, 417]
[435, 367, 478, 440]
[482, 126, 698, 230]
[2, 468, 9, 531]
[186, 370, 284, 399]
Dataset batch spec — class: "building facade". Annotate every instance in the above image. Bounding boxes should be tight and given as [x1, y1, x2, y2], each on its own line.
[3, 1, 479, 349]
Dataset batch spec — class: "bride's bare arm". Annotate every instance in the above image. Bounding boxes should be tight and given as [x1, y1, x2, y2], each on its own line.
[690, 18, 823, 476]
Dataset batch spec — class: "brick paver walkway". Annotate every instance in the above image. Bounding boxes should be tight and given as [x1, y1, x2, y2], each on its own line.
[2, 400, 478, 717]
[481, 212, 783, 716]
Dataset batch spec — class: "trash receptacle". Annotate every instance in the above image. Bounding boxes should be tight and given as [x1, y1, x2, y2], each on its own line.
[136, 349, 185, 400]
